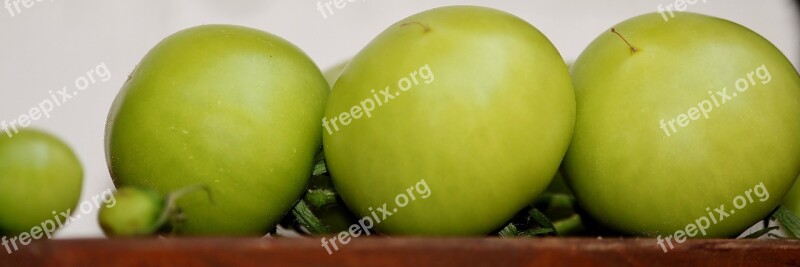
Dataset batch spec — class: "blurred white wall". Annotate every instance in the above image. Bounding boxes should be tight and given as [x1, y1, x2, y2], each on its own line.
[0, 0, 797, 238]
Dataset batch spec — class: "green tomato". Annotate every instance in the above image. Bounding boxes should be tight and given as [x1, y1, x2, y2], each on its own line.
[98, 187, 164, 237]
[565, 12, 800, 237]
[106, 25, 329, 235]
[0, 129, 82, 234]
[323, 6, 574, 235]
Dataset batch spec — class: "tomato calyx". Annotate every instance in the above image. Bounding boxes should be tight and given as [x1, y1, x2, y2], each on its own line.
[284, 149, 355, 235]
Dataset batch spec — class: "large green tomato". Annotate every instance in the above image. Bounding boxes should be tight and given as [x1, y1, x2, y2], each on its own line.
[323, 6, 575, 235]
[565, 12, 800, 237]
[0, 129, 82, 234]
[106, 25, 329, 235]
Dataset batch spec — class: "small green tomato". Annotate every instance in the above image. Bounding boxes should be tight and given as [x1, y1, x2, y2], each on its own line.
[99, 185, 211, 237]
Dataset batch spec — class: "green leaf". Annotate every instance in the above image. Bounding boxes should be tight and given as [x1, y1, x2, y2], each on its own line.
[312, 158, 328, 176]
[498, 223, 520, 238]
[773, 206, 800, 239]
[528, 207, 556, 235]
[291, 199, 329, 235]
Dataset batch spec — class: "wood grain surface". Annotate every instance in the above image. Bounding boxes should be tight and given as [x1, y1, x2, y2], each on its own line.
[1, 237, 798, 267]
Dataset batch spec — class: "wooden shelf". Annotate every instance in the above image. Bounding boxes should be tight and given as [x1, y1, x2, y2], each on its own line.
[2, 237, 798, 266]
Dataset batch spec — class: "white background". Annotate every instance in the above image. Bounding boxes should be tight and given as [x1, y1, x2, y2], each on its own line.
[0, 0, 798, 237]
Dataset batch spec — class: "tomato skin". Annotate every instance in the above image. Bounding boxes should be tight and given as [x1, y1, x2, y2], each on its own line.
[106, 25, 329, 235]
[323, 6, 575, 235]
[565, 13, 800, 237]
[0, 129, 83, 235]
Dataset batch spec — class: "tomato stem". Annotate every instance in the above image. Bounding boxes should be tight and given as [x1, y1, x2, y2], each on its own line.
[552, 214, 584, 236]
[151, 184, 214, 234]
[610, 28, 638, 53]
[400, 21, 431, 32]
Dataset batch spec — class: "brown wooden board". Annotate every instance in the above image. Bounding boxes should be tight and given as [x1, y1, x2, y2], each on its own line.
[1, 237, 799, 267]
